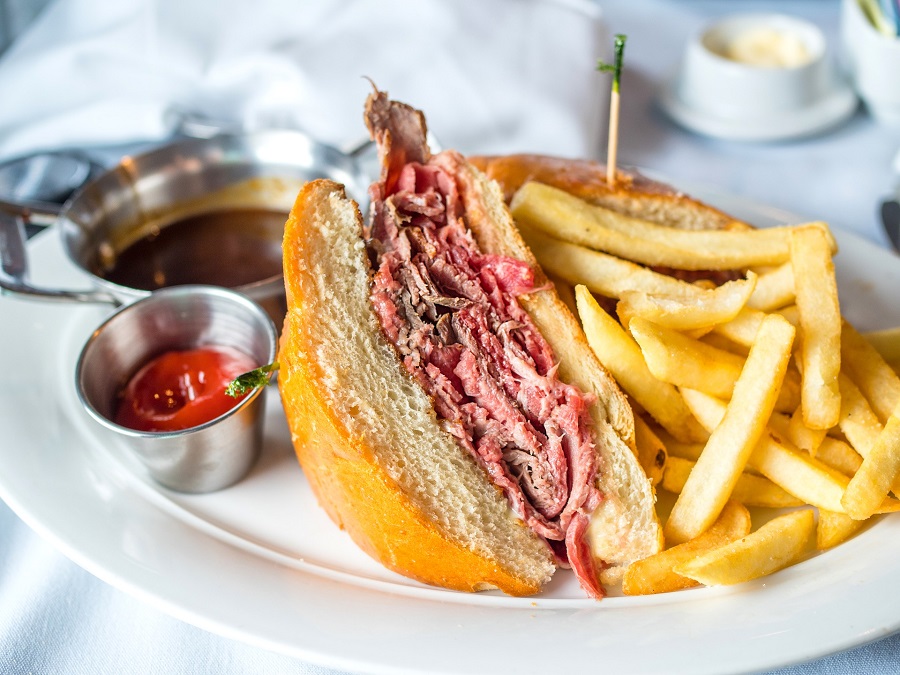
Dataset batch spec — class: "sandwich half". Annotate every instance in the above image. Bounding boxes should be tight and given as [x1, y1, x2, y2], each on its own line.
[278, 90, 662, 598]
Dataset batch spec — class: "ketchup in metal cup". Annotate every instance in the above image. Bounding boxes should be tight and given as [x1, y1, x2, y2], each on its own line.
[115, 346, 258, 432]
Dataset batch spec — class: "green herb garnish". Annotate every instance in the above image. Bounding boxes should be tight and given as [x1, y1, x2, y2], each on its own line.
[597, 33, 627, 92]
[226, 361, 280, 397]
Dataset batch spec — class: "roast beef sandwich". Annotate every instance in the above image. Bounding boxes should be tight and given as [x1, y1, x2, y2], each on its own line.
[277, 90, 662, 599]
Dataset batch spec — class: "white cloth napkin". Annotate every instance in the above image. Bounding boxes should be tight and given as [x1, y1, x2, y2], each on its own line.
[0, 0, 608, 161]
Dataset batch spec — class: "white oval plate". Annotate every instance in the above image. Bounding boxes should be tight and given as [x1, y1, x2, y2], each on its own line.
[2, 187, 900, 675]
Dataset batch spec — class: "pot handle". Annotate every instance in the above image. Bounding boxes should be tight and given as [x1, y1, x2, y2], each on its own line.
[0, 206, 117, 304]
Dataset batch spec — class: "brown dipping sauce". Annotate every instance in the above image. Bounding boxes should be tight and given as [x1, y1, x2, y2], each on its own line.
[97, 208, 287, 290]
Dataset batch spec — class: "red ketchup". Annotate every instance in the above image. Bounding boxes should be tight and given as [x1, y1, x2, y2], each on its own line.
[115, 346, 257, 432]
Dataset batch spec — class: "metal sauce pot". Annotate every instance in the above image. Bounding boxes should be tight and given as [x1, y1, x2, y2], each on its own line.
[0, 131, 372, 322]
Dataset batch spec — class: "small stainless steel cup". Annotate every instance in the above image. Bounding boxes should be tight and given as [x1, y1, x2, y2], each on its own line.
[75, 285, 277, 493]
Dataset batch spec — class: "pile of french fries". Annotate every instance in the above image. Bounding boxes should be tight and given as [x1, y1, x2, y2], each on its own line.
[511, 181, 900, 595]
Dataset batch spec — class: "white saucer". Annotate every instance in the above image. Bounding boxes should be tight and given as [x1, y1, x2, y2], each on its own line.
[658, 77, 859, 142]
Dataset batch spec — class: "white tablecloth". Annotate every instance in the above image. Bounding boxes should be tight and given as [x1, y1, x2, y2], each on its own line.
[3, 1, 900, 673]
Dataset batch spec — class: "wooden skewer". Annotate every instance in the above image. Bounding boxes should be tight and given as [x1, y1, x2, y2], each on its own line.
[607, 87, 620, 187]
[598, 34, 627, 188]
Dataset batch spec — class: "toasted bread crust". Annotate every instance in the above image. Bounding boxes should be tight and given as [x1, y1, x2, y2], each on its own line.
[469, 154, 749, 232]
[279, 179, 551, 596]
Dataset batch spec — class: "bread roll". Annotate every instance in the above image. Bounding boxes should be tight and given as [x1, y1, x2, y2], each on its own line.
[277, 94, 662, 598]
[469, 154, 750, 232]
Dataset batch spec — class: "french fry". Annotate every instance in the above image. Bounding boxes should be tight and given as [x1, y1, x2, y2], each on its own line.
[815, 437, 863, 477]
[622, 501, 751, 595]
[510, 181, 835, 269]
[673, 509, 815, 586]
[841, 320, 900, 424]
[777, 304, 801, 328]
[769, 404, 861, 477]
[522, 226, 696, 300]
[575, 285, 707, 442]
[748, 436, 851, 513]
[685, 390, 851, 513]
[664, 314, 795, 545]
[746, 262, 794, 312]
[842, 410, 900, 520]
[630, 317, 744, 400]
[615, 273, 757, 332]
[712, 306, 768, 347]
[509, 174, 896, 587]
[713, 305, 801, 350]
[791, 225, 841, 429]
[817, 509, 866, 550]
[634, 413, 667, 487]
[786, 407, 827, 456]
[662, 456, 803, 508]
[837, 373, 883, 458]
[701, 332, 750, 356]
[631, 317, 800, 413]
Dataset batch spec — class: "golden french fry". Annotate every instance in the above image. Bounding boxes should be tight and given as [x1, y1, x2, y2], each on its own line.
[634, 414, 667, 487]
[815, 437, 863, 477]
[522, 226, 696, 299]
[769, 413, 862, 478]
[842, 320, 900, 424]
[749, 436, 850, 513]
[786, 407, 826, 456]
[688, 390, 900, 515]
[746, 262, 794, 312]
[701, 332, 750, 356]
[685, 390, 851, 513]
[630, 317, 744, 400]
[673, 509, 815, 586]
[760, 436, 900, 514]
[834, 374, 900, 497]
[713, 304, 802, 349]
[510, 181, 835, 269]
[615, 274, 757, 332]
[777, 304, 801, 327]
[575, 285, 707, 442]
[622, 501, 751, 595]
[662, 456, 803, 508]
[664, 314, 795, 545]
[817, 509, 866, 550]
[712, 306, 768, 347]
[631, 317, 800, 413]
[791, 225, 841, 429]
[842, 411, 900, 520]
[837, 373, 883, 458]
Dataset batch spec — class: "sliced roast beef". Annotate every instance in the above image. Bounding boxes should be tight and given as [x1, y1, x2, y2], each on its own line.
[364, 93, 605, 599]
